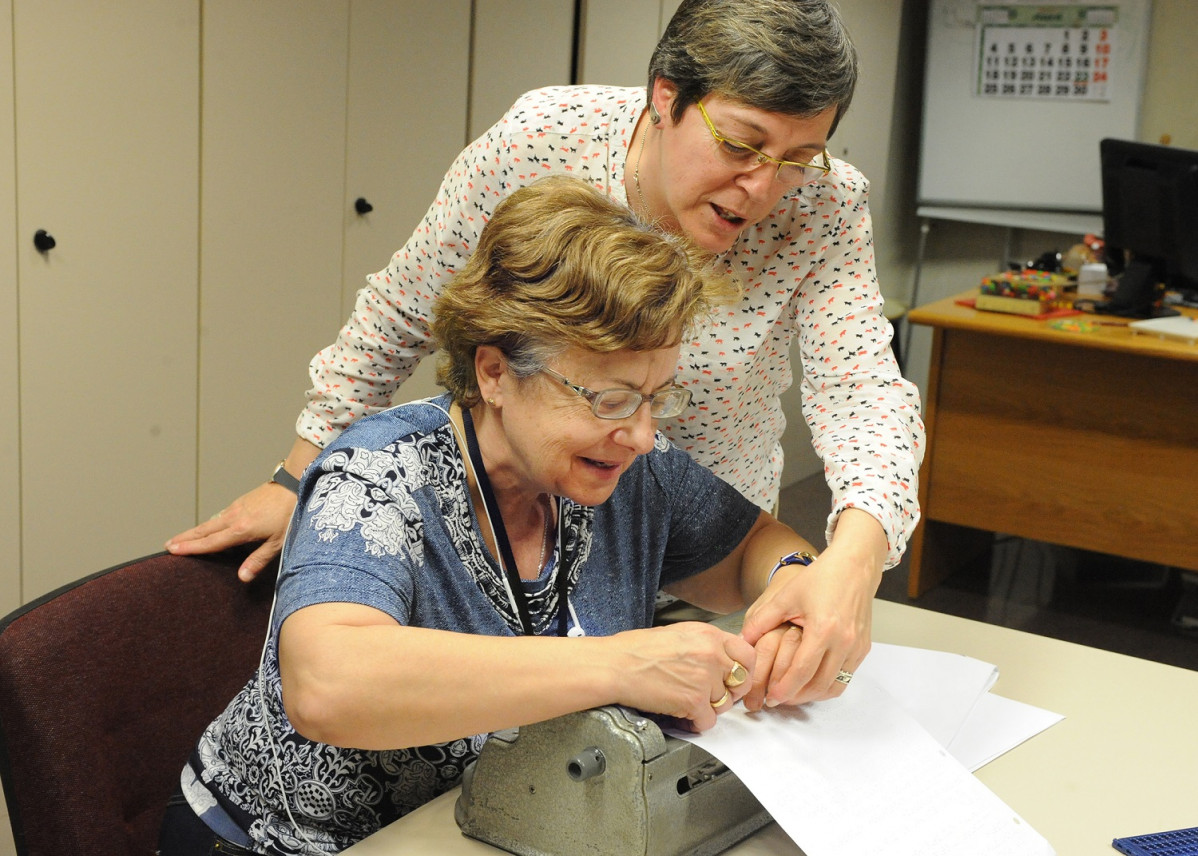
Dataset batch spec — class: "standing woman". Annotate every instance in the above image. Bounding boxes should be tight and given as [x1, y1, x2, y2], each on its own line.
[168, 0, 923, 705]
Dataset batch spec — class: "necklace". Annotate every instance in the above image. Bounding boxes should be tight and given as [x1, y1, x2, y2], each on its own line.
[535, 495, 553, 573]
[632, 108, 650, 218]
[460, 407, 571, 636]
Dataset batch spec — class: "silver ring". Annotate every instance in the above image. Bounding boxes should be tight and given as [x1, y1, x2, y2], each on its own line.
[835, 670, 854, 685]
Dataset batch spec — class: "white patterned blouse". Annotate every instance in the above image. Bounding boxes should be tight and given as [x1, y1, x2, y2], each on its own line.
[297, 85, 924, 567]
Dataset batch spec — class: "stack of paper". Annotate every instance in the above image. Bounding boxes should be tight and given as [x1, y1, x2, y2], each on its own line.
[670, 643, 1063, 856]
[859, 642, 1062, 772]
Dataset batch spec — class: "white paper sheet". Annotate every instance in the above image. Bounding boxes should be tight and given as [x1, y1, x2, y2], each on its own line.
[853, 642, 1062, 772]
[949, 691, 1065, 772]
[856, 642, 999, 748]
[670, 677, 1056, 856]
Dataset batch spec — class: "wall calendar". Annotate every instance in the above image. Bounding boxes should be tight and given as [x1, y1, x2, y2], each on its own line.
[977, 4, 1121, 102]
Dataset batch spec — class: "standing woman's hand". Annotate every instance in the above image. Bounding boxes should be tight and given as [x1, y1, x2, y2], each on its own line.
[739, 510, 886, 709]
[165, 481, 296, 581]
[165, 440, 320, 581]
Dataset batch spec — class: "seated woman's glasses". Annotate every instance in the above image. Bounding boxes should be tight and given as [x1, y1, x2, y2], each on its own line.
[539, 368, 692, 419]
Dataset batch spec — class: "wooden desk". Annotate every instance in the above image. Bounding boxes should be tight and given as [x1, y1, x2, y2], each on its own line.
[906, 291, 1198, 598]
[345, 599, 1198, 856]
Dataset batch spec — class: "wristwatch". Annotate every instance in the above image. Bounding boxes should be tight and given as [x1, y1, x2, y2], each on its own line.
[766, 550, 816, 586]
[270, 460, 301, 494]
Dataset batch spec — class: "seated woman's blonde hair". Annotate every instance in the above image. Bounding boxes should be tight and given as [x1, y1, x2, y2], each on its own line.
[433, 175, 738, 407]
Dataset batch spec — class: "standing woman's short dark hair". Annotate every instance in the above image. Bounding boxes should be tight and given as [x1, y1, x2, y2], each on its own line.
[648, 0, 858, 133]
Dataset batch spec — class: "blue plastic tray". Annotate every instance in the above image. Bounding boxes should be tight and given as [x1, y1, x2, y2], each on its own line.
[1114, 827, 1198, 856]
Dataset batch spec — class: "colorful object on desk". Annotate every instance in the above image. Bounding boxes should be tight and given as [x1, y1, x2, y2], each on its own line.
[974, 292, 1068, 315]
[956, 297, 1083, 321]
[980, 268, 1077, 301]
[1113, 825, 1198, 856]
[1047, 318, 1131, 334]
[1048, 319, 1100, 333]
[976, 269, 1078, 316]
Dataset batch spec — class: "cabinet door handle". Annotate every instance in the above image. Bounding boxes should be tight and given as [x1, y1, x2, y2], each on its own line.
[354, 197, 373, 215]
[34, 229, 57, 253]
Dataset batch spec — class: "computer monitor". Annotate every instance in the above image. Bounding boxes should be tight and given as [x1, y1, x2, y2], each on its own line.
[1097, 138, 1198, 319]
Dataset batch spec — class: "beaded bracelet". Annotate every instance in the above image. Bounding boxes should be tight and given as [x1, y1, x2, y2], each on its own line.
[766, 550, 816, 586]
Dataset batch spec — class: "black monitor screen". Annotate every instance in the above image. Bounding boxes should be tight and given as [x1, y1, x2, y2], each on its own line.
[1098, 138, 1198, 318]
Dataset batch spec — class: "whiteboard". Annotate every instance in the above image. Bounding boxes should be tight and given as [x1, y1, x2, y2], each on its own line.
[917, 0, 1152, 227]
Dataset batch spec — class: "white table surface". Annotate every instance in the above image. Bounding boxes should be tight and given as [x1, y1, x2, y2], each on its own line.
[345, 599, 1198, 855]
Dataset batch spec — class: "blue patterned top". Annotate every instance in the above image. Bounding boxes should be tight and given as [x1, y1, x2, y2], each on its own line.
[183, 395, 760, 853]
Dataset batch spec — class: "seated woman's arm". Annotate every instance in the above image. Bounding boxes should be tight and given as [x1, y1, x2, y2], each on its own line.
[278, 601, 756, 750]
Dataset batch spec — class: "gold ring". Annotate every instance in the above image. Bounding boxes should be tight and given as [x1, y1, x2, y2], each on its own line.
[835, 670, 854, 685]
[711, 688, 732, 708]
[724, 660, 749, 688]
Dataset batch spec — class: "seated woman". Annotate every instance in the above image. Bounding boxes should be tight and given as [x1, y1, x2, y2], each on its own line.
[159, 176, 860, 855]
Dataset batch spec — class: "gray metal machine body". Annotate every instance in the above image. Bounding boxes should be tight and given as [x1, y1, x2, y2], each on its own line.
[454, 705, 771, 856]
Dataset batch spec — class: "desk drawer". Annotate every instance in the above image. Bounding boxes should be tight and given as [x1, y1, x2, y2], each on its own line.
[923, 329, 1198, 571]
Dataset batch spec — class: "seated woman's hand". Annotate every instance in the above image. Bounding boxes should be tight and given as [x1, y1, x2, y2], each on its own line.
[164, 481, 297, 582]
[603, 622, 756, 732]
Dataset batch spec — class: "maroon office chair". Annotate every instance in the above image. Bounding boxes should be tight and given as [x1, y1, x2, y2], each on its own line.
[0, 549, 277, 856]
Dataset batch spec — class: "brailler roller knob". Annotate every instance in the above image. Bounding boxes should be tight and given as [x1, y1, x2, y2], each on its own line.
[354, 197, 373, 215]
[566, 746, 606, 781]
[33, 229, 56, 253]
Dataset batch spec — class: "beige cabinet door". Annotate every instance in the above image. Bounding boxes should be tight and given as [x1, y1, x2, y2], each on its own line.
[198, 1, 353, 511]
[343, 0, 574, 403]
[578, 0, 676, 86]
[340, 0, 472, 402]
[13, 0, 200, 600]
[0, 0, 17, 617]
[197, 1, 578, 514]
[468, 0, 577, 141]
